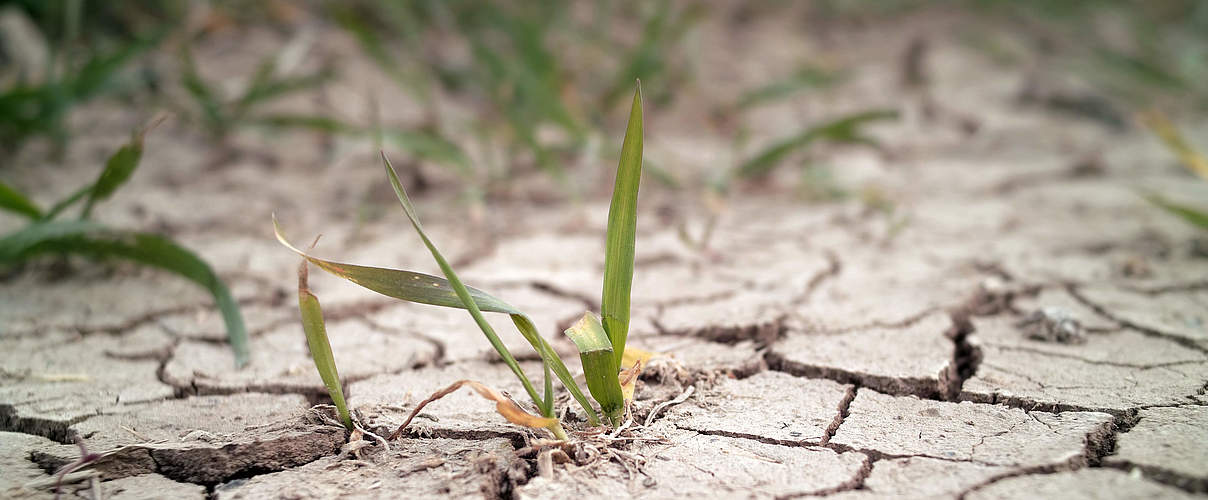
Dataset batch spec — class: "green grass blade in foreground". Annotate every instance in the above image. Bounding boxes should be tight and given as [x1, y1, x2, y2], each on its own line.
[564, 313, 623, 425]
[0, 222, 249, 366]
[380, 155, 545, 409]
[298, 261, 354, 430]
[602, 83, 643, 368]
[0, 181, 43, 219]
[737, 109, 899, 178]
[274, 219, 516, 314]
[382, 153, 599, 427]
[1141, 192, 1208, 230]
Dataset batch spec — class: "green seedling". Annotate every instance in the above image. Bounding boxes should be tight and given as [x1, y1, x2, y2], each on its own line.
[178, 46, 336, 142]
[276, 84, 646, 436]
[0, 123, 249, 366]
[0, 28, 157, 154]
[600, 0, 703, 110]
[334, 0, 695, 195]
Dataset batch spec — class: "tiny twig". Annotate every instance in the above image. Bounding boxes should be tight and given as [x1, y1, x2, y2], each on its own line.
[608, 416, 634, 440]
[355, 424, 390, 453]
[389, 381, 467, 439]
[54, 440, 103, 500]
[644, 386, 695, 428]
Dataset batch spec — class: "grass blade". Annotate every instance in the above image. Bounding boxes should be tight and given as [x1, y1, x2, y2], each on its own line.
[81, 126, 152, 219]
[1141, 192, 1208, 230]
[297, 259, 353, 430]
[1139, 110, 1208, 181]
[602, 83, 643, 367]
[0, 222, 249, 366]
[564, 313, 623, 425]
[0, 181, 43, 219]
[510, 314, 601, 426]
[249, 114, 362, 135]
[737, 65, 842, 109]
[737, 109, 898, 178]
[43, 185, 92, 221]
[379, 154, 547, 411]
[274, 218, 517, 314]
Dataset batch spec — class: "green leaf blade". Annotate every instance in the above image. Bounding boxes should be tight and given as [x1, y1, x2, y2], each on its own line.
[273, 218, 518, 314]
[564, 313, 623, 425]
[602, 83, 644, 367]
[381, 154, 601, 426]
[298, 267, 354, 430]
[0, 222, 249, 367]
[379, 156, 548, 413]
[82, 134, 145, 218]
[1142, 192, 1208, 230]
[0, 181, 43, 219]
[736, 109, 899, 178]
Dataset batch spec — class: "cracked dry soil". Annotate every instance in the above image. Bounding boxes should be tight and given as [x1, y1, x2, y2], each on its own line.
[3, 8, 1208, 500]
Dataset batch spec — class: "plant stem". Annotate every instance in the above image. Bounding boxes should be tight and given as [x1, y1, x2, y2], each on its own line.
[547, 420, 569, 441]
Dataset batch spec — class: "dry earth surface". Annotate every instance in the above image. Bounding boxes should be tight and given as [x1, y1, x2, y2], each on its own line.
[2, 6, 1207, 500]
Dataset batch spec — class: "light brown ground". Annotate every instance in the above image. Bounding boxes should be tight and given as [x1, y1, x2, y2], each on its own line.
[2, 4, 1206, 499]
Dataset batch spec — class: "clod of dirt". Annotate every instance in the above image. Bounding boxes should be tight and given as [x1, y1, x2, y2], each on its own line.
[1075, 286, 1208, 351]
[213, 437, 524, 499]
[961, 315, 1208, 415]
[0, 331, 175, 443]
[1016, 307, 1086, 344]
[1, 431, 62, 495]
[31, 394, 344, 485]
[771, 312, 959, 399]
[661, 371, 853, 446]
[830, 389, 1114, 467]
[1104, 406, 1208, 493]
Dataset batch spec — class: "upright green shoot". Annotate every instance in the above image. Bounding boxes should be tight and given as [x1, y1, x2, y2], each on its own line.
[602, 84, 644, 369]
[297, 258, 353, 430]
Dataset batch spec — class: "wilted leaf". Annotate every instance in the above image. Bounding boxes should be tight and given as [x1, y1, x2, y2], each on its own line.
[621, 346, 657, 369]
[1139, 110, 1208, 181]
[619, 358, 644, 402]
